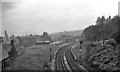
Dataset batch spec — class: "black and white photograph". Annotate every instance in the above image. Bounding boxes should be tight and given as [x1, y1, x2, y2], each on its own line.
[0, 0, 120, 71]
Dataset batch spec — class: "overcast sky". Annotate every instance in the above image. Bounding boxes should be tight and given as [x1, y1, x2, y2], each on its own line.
[0, 0, 120, 36]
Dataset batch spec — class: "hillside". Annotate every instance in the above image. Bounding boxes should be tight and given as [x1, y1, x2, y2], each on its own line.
[49, 30, 83, 40]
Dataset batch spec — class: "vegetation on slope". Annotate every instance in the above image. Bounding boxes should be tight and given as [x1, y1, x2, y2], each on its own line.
[79, 15, 120, 71]
[80, 40, 120, 71]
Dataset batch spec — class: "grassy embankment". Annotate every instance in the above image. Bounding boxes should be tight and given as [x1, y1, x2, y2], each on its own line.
[72, 40, 120, 71]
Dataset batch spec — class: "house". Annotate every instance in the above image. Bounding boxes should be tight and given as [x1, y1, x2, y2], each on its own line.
[36, 32, 52, 44]
[1, 37, 18, 70]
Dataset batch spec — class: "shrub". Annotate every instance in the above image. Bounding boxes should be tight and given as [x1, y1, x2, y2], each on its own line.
[104, 39, 116, 47]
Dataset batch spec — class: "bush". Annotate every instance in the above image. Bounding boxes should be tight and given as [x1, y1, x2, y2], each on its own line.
[104, 39, 116, 47]
[81, 42, 119, 70]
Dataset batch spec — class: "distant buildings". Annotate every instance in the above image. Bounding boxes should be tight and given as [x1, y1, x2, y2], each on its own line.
[96, 16, 111, 25]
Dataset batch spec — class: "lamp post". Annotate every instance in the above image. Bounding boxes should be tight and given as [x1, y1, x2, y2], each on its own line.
[49, 47, 52, 62]
[79, 33, 83, 50]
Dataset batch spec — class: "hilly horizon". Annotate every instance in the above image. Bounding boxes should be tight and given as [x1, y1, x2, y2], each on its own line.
[49, 29, 83, 40]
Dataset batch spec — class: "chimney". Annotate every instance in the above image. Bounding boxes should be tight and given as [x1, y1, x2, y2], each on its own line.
[109, 16, 111, 20]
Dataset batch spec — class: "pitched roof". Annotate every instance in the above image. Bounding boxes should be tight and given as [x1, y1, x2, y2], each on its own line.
[0, 40, 11, 61]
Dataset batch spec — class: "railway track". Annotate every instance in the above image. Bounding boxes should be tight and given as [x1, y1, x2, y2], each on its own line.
[65, 47, 87, 72]
[55, 43, 71, 71]
[55, 43, 87, 72]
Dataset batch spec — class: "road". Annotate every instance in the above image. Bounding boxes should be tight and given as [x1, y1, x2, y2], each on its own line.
[55, 42, 87, 72]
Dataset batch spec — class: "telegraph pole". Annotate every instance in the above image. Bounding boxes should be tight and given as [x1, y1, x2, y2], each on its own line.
[101, 16, 105, 44]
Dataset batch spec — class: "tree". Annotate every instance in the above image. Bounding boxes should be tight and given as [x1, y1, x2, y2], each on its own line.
[83, 15, 119, 42]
